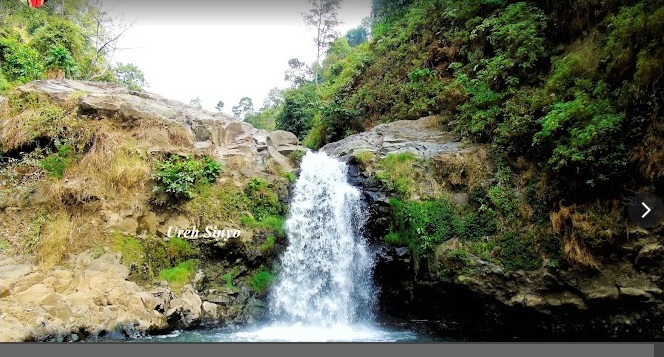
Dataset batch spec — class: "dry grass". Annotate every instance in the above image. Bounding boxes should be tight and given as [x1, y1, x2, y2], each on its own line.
[167, 125, 194, 147]
[45, 126, 151, 209]
[35, 213, 74, 269]
[1, 109, 44, 150]
[630, 128, 664, 180]
[430, 147, 490, 190]
[551, 205, 602, 270]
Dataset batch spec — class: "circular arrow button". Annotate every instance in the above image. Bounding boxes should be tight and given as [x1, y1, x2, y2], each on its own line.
[628, 193, 664, 228]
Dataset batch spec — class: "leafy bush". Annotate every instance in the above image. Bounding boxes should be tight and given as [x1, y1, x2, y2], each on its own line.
[44, 44, 77, 78]
[388, 197, 462, 254]
[288, 149, 306, 168]
[0, 38, 44, 83]
[151, 155, 221, 200]
[244, 177, 283, 221]
[40, 143, 76, 178]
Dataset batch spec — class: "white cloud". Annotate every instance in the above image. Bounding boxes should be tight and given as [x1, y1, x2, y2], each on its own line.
[108, 0, 371, 113]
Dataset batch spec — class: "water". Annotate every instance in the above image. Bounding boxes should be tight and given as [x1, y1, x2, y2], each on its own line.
[133, 152, 433, 342]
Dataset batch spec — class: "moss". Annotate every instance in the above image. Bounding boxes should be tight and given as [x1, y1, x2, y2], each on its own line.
[251, 269, 274, 294]
[259, 235, 276, 252]
[282, 171, 297, 183]
[242, 214, 286, 239]
[244, 177, 283, 221]
[184, 181, 250, 226]
[376, 152, 417, 198]
[110, 232, 198, 285]
[158, 259, 198, 292]
[352, 150, 375, 169]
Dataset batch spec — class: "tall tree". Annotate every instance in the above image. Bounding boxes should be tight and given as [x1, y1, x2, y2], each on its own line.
[232, 97, 254, 120]
[303, 0, 342, 87]
[113, 62, 147, 91]
[262, 87, 284, 110]
[284, 58, 313, 88]
[215, 100, 225, 112]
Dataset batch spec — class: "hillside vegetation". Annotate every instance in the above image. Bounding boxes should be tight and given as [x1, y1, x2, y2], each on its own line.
[269, 0, 664, 271]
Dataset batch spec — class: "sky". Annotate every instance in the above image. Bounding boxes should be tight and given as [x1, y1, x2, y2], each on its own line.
[105, 0, 372, 113]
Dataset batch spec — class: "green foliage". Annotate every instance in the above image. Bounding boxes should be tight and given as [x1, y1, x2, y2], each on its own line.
[251, 269, 274, 294]
[376, 152, 416, 198]
[288, 149, 306, 168]
[282, 171, 297, 183]
[242, 214, 286, 239]
[223, 271, 234, 289]
[276, 83, 319, 139]
[387, 197, 462, 254]
[0, 38, 44, 83]
[44, 44, 77, 77]
[158, 259, 198, 292]
[40, 143, 76, 178]
[500, 231, 541, 271]
[260, 235, 277, 252]
[533, 92, 626, 186]
[151, 155, 221, 200]
[25, 209, 50, 252]
[0, 239, 10, 252]
[112, 233, 197, 285]
[244, 177, 283, 220]
[31, 18, 86, 64]
[353, 150, 374, 168]
[113, 62, 147, 91]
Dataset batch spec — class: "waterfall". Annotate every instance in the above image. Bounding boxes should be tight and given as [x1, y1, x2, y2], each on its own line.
[269, 151, 375, 326]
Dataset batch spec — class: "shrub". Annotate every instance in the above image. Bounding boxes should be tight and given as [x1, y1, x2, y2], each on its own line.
[499, 231, 541, 271]
[40, 143, 76, 179]
[0, 38, 44, 83]
[288, 149, 306, 168]
[388, 197, 462, 254]
[244, 177, 283, 221]
[151, 155, 221, 200]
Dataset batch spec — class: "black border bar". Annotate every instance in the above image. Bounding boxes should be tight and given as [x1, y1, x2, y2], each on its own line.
[0, 343, 656, 357]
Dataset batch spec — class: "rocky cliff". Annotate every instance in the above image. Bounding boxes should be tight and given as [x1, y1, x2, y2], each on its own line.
[0, 80, 306, 341]
[323, 115, 664, 341]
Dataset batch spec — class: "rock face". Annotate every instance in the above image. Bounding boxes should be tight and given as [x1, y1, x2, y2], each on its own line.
[17, 79, 305, 174]
[0, 251, 171, 342]
[322, 115, 664, 340]
[0, 80, 297, 341]
[322, 115, 462, 161]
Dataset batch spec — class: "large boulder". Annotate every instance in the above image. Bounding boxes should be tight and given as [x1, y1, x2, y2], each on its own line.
[0, 250, 179, 341]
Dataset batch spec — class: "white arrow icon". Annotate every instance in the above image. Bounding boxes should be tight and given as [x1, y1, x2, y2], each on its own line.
[642, 202, 652, 218]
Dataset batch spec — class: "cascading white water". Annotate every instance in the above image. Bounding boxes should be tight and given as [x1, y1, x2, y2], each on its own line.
[269, 151, 375, 326]
[134, 152, 424, 342]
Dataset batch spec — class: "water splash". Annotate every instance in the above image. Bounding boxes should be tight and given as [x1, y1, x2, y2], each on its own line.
[269, 151, 375, 325]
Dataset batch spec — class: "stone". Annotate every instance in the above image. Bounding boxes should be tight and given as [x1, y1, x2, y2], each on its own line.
[137, 212, 158, 235]
[636, 243, 664, 267]
[159, 215, 192, 237]
[202, 301, 220, 319]
[267, 130, 299, 147]
[322, 115, 460, 161]
[620, 287, 653, 300]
